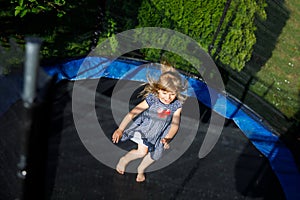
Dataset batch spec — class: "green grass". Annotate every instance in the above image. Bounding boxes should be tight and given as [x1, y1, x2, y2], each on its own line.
[251, 0, 300, 119]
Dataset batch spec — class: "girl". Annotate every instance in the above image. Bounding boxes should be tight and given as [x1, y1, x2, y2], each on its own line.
[112, 63, 187, 182]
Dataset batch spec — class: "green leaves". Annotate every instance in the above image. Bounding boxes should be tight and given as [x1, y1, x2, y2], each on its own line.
[137, 0, 267, 71]
[12, 0, 66, 17]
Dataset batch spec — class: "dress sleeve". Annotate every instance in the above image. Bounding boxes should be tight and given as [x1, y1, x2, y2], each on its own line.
[173, 100, 182, 111]
[145, 93, 156, 106]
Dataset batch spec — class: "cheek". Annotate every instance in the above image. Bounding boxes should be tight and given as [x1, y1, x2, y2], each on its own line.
[158, 93, 164, 99]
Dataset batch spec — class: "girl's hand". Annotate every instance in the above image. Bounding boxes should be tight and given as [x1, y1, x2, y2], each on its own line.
[161, 138, 172, 149]
[112, 129, 123, 143]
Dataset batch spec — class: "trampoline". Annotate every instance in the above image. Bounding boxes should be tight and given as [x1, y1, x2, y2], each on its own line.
[0, 56, 299, 200]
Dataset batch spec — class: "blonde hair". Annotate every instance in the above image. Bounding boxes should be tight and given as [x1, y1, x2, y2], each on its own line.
[141, 61, 187, 103]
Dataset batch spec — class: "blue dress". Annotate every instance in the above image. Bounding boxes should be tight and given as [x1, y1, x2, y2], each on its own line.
[121, 93, 182, 160]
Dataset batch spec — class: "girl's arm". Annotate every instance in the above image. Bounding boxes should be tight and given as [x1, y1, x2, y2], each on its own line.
[161, 108, 182, 148]
[112, 100, 149, 143]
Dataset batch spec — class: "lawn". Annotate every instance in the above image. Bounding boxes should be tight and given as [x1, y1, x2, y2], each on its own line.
[250, 0, 300, 120]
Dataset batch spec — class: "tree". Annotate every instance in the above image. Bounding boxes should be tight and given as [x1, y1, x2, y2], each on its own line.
[4, 0, 102, 60]
[137, 0, 267, 71]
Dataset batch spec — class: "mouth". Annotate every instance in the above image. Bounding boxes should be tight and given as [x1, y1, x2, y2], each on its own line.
[163, 99, 171, 104]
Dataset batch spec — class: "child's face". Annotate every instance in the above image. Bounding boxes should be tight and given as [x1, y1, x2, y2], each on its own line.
[158, 89, 177, 104]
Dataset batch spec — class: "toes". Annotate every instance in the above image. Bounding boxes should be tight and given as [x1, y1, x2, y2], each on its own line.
[116, 168, 124, 175]
[116, 163, 125, 175]
[136, 174, 145, 182]
[116, 157, 126, 175]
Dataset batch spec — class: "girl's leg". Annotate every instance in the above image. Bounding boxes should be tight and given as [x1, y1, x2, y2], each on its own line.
[136, 153, 155, 182]
[116, 144, 148, 174]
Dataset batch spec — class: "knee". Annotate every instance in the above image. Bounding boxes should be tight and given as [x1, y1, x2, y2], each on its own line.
[136, 146, 148, 157]
[137, 149, 148, 158]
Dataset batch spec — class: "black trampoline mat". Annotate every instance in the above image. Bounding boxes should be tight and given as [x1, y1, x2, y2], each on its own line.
[0, 78, 286, 200]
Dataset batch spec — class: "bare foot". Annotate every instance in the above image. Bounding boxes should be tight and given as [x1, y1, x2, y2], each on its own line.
[116, 157, 127, 174]
[136, 173, 146, 182]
